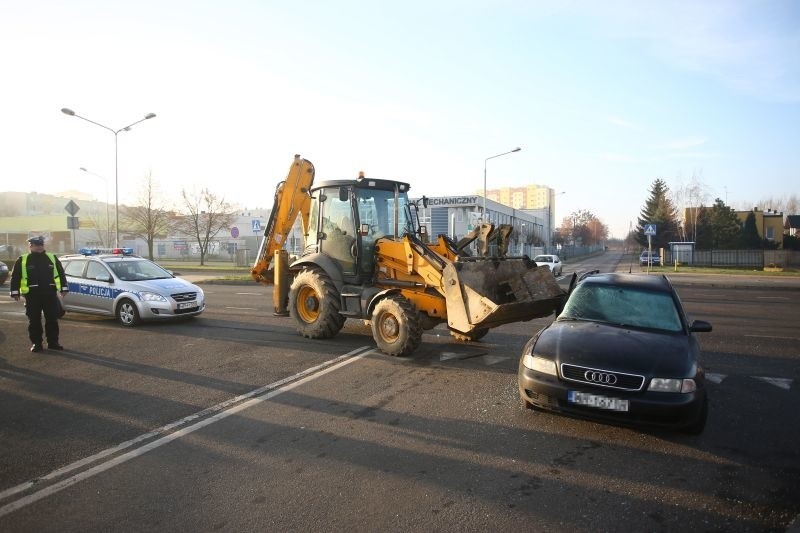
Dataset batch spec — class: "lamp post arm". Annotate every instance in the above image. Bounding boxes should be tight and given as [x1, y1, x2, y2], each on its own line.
[69, 114, 115, 135]
[116, 116, 151, 134]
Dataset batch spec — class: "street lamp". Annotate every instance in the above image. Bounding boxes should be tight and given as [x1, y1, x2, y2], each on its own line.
[61, 107, 157, 247]
[483, 147, 521, 220]
[79, 167, 111, 246]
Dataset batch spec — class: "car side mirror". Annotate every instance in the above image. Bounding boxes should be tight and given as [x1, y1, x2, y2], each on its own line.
[689, 320, 712, 333]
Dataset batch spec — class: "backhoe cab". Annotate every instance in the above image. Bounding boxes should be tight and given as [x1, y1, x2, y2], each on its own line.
[252, 156, 565, 356]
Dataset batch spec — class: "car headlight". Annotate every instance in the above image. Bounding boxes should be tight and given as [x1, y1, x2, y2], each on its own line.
[648, 378, 697, 393]
[522, 354, 557, 376]
[139, 291, 168, 303]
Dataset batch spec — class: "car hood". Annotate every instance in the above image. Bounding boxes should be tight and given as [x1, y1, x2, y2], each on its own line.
[534, 320, 696, 377]
[123, 278, 200, 294]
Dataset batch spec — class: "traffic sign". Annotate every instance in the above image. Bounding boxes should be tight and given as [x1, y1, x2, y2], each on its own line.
[231, 226, 240, 238]
[644, 224, 657, 236]
[251, 219, 262, 233]
[65, 200, 80, 216]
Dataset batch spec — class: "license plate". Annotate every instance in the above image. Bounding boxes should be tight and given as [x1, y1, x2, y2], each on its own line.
[177, 301, 197, 310]
[568, 391, 629, 412]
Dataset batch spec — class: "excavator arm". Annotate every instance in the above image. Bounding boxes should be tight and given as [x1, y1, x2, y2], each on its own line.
[251, 155, 315, 284]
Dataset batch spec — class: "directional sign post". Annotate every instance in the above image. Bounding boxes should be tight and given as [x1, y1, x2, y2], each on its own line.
[644, 224, 657, 272]
[65, 200, 80, 216]
[65, 201, 80, 251]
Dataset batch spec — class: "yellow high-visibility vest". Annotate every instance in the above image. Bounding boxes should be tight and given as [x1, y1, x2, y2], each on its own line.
[19, 252, 62, 294]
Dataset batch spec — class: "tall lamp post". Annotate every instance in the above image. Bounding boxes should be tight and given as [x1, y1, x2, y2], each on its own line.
[61, 108, 156, 247]
[483, 147, 521, 220]
[79, 167, 111, 246]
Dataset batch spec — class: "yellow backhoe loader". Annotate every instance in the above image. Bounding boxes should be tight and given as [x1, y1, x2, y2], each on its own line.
[252, 155, 566, 356]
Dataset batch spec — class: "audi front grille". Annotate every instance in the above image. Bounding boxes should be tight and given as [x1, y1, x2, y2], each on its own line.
[560, 363, 645, 391]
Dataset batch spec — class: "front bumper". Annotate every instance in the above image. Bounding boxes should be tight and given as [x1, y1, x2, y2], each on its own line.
[518, 360, 705, 431]
[138, 301, 205, 320]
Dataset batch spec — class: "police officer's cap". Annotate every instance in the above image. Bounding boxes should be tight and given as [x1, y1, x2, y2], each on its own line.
[27, 236, 45, 245]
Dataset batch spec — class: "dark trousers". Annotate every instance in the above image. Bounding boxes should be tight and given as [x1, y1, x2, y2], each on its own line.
[24, 291, 60, 345]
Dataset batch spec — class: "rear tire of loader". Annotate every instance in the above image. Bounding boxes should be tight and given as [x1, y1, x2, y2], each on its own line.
[449, 328, 489, 342]
[371, 294, 422, 357]
[289, 267, 345, 339]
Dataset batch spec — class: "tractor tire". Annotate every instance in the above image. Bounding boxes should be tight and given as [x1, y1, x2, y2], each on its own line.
[370, 294, 423, 357]
[289, 267, 345, 339]
[449, 327, 489, 342]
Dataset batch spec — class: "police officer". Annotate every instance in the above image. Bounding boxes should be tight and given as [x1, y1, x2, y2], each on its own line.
[9, 236, 69, 352]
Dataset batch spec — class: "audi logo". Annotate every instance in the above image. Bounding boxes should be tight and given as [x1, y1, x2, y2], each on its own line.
[584, 371, 618, 385]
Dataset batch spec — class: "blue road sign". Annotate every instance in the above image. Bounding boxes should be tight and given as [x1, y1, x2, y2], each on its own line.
[251, 219, 261, 233]
[644, 224, 657, 236]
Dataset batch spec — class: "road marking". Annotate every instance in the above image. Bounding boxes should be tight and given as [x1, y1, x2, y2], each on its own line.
[0, 346, 374, 517]
[705, 373, 726, 384]
[753, 376, 792, 390]
[745, 334, 800, 341]
[481, 355, 509, 366]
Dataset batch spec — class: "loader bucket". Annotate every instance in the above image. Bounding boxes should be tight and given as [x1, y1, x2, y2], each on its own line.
[442, 257, 566, 334]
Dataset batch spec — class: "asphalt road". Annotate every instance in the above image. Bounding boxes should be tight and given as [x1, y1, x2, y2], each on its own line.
[1, 252, 798, 531]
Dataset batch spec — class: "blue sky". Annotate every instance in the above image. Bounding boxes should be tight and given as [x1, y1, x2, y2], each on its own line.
[1, 0, 798, 239]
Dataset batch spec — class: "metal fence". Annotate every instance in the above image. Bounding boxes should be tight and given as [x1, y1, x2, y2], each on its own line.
[662, 249, 800, 268]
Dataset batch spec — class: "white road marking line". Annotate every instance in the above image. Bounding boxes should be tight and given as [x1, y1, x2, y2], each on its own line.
[705, 373, 726, 384]
[745, 334, 800, 341]
[481, 355, 509, 366]
[753, 376, 792, 390]
[0, 346, 374, 517]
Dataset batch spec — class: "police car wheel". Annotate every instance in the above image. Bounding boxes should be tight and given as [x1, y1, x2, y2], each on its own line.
[117, 299, 141, 327]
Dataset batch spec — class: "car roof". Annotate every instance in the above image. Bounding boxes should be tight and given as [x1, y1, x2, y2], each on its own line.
[578, 272, 673, 293]
[62, 254, 147, 262]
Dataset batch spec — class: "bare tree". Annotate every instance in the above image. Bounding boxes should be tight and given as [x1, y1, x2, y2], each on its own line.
[81, 208, 113, 247]
[173, 188, 236, 265]
[671, 172, 711, 243]
[121, 171, 172, 259]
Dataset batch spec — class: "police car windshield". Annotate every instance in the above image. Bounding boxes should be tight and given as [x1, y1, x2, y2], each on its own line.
[109, 260, 172, 281]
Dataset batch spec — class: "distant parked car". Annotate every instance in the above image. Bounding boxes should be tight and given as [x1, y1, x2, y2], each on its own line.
[639, 250, 661, 266]
[0, 260, 8, 286]
[533, 254, 563, 276]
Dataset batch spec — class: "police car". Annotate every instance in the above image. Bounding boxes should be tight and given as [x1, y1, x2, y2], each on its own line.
[60, 249, 205, 326]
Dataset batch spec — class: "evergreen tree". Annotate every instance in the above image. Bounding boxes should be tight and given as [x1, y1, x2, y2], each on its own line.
[740, 211, 762, 249]
[709, 198, 741, 249]
[694, 207, 713, 249]
[635, 179, 681, 249]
